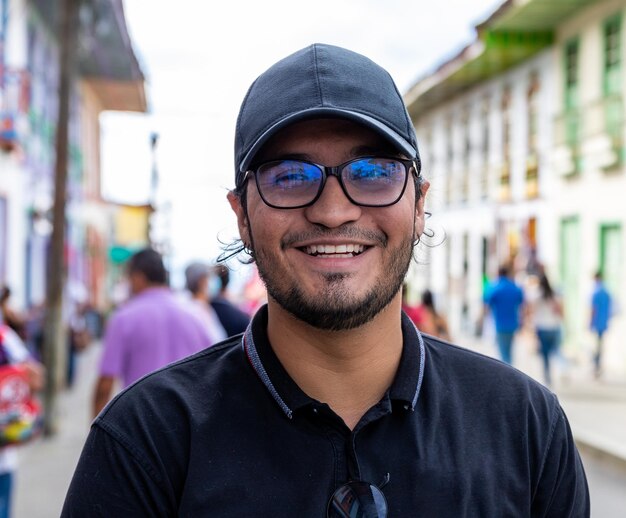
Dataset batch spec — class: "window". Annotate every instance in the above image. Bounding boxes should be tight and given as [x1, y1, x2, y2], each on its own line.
[480, 97, 490, 199]
[564, 39, 581, 158]
[602, 15, 623, 164]
[461, 107, 470, 203]
[526, 73, 540, 197]
[560, 216, 581, 344]
[500, 87, 512, 200]
[603, 15, 622, 96]
[564, 39, 580, 109]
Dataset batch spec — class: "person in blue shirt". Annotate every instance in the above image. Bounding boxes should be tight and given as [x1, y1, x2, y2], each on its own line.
[590, 271, 613, 378]
[483, 264, 525, 364]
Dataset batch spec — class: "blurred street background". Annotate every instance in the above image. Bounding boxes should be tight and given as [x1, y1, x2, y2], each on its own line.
[1, 0, 626, 516]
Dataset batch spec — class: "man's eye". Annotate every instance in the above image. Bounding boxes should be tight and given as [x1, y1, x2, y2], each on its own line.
[351, 164, 390, 180]
[273, 171, 309, 187]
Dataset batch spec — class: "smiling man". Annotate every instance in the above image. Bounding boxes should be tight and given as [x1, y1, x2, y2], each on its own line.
[62, 44, 589, 517]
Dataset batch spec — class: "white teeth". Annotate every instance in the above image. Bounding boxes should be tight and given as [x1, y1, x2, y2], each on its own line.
[304, 244, 365, 256]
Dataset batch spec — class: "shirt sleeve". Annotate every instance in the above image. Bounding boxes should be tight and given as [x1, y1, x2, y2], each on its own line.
[2, 325, 30, 363]
[531, 404, 590, 517]
[61, 424, 175, 517]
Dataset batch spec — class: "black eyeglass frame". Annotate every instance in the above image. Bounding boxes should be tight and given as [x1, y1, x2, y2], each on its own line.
[242, 156, 421, 210]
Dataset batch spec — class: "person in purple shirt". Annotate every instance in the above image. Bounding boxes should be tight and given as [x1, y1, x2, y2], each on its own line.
[92, 248, 213, 417]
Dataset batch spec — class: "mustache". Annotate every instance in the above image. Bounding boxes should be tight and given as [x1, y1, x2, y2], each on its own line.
[281, 225, 388, 249]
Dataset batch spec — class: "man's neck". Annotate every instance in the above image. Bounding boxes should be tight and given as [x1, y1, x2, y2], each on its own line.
[266, 296, 404, 430]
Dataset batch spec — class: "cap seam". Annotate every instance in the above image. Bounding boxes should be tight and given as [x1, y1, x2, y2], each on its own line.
[311, 44, 324, 106]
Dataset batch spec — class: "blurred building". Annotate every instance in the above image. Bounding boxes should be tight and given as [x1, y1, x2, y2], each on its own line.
[0, 0, 146, 312]
[405, 0, 626, 375]
[107, 202, 153, 297]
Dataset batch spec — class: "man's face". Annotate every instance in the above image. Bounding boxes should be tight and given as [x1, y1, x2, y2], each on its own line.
[229, 119, 429, 330]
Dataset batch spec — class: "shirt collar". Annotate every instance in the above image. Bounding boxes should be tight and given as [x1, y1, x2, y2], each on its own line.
[241, 305, 426, 419]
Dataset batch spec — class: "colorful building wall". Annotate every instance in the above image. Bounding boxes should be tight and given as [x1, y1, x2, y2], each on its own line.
[552, 0, 626, 373]
[405, 0, 626, 376]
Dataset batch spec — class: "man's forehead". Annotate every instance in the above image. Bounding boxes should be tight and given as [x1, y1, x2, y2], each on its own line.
[254, 118, 398, 162]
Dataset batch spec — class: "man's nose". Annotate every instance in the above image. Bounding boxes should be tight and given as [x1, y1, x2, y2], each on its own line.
[303, 176, 362, 228]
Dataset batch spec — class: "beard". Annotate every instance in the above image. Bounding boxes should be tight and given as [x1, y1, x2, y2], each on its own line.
[251, 227, 414, 331]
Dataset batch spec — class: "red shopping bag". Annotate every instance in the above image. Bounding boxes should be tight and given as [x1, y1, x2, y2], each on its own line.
[0, 364, 43, 446]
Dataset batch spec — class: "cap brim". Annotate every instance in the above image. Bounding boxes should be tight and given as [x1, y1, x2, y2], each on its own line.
[238, 108, 417, 176]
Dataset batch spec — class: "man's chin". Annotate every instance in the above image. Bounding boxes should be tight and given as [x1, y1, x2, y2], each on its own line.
[273, 287, 394, 331]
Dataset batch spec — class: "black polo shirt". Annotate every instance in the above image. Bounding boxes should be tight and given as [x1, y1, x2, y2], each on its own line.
[62, 306, 589, 517]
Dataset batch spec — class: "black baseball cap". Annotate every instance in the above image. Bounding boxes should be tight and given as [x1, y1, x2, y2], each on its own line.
[234, 43, 420, 188]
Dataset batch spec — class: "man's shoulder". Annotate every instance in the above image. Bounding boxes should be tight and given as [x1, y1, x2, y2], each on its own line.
[98, 334, 245, 418]
[422, 335, 557, 407]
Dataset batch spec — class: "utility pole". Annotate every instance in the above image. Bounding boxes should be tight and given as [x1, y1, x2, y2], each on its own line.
[42, 0, 81, 436]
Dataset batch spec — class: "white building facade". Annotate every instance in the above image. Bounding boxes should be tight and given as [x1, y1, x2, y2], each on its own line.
[405, 0, 626, 376]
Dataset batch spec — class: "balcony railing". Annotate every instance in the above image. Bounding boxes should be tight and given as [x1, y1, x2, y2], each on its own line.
[554, 110, 582, 177]
[554, 94, 624, 176]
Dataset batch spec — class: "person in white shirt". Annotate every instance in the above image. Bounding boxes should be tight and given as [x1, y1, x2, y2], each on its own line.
[184, 262, 227, 344]
[527, 272, 563, 386]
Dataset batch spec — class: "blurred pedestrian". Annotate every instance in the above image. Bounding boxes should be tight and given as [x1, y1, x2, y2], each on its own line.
[527, 272, 563, 386]
[184, 262, 227, 343]
[0, 319, 44, 518]
[92, 248, 214, 417]
[590, 271, 613, 379]
[209, 264, 250, 336]
[64, 43, 588, 516]
[401, 283, 423, 326]
[416, 289, 451, 341]
[0, 287, 26, 341]
[23, 303, 46, 362]
[482, 264, 525, 364]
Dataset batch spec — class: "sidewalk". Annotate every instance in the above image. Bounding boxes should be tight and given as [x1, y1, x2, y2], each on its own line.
[13, 343, 100, 518]
[10, 331, 626, 517]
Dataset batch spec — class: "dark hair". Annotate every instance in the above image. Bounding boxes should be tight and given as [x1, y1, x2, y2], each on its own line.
[538, 273, 554, 300]
[0, 285, 10, 304]
[498, 264, 511, 278]
[421, 289, 435, 309]
[127, 248, 168, 285]
[214, 264, 230, 290]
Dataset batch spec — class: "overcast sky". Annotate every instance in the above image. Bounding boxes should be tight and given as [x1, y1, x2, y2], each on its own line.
[101, 0, 503, 286]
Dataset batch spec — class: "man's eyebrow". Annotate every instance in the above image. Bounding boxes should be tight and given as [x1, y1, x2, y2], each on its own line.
[350, 144, 395, 156]
[275, 153, 311, 161]
[253, 152, 311, 165]
[259, 146, 395, 164]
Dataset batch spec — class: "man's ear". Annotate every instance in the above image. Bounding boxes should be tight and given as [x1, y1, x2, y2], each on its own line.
[414, 180, 430, 237]
[227, 191, 250, 247]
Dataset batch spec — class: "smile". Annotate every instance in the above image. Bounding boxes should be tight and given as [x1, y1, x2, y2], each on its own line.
[302, 244, 366, 258]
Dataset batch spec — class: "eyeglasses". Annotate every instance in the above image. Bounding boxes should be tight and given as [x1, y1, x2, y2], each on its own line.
[243, 156, 419, 209]
[326, 480, 388, 517]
